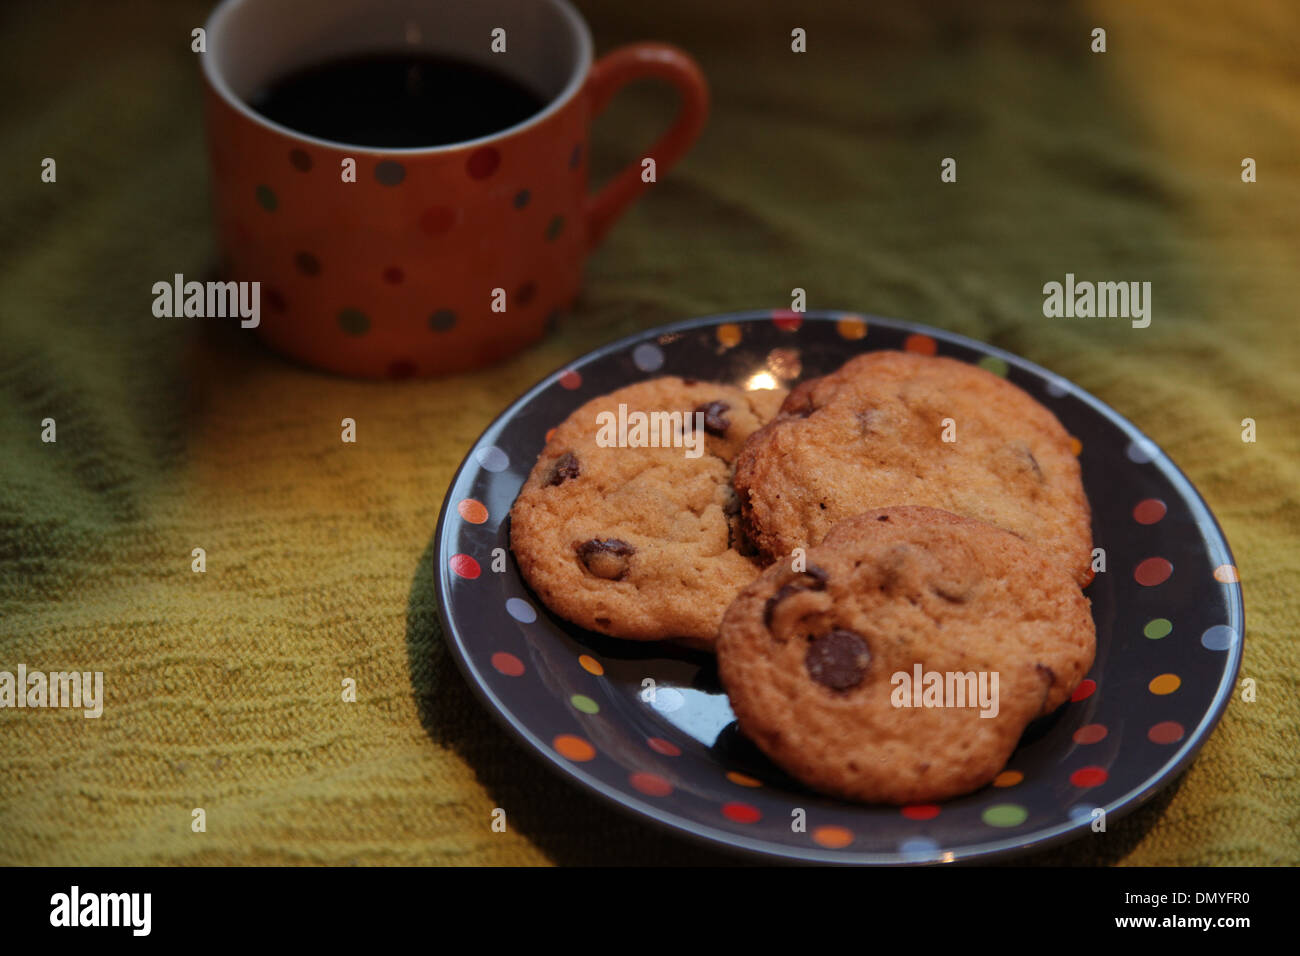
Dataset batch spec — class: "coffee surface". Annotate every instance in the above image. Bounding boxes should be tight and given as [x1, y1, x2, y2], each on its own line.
[248, 52, 547, 148]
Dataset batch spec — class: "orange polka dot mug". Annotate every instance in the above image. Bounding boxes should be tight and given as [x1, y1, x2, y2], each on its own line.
[201, 0, 708, 378]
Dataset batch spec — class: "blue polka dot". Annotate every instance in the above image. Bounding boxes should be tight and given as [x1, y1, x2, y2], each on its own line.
[506, 598, 537, 624]
[1201, 624, 1238, 651]
[475, 446, 509, 472]
[632, 343, 664, 372]
[1068, 804, 1100, 824]
[1045, 379, 1070, 398]
[899, 837, 940, 861]
[1126, 438, 1158, 464]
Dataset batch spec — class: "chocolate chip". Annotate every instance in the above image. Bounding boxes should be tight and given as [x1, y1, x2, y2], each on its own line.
[877, 515, 889, 522]
[805, 629, 871, 690]
[762, 565, 829, 627]
[574, 538, 635, 579]
[694, 400, 731, 436]
[548, 452, 579, 486]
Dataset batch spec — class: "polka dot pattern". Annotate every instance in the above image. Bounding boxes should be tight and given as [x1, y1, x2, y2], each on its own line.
[836, 316, 867, 339]
[449, 554, 480, 580]
[1134, 557, 1173, 587]
[457, 499, 488, 524]
[1133, 498, 1167, 524]
[904, 333, 937, 355]
[437, 312, 1243, 864]
[1148, 673, 1181, 696]
[1148, 721, 1185, 745]
[630, 772, 672, 797]
[430, 309, 457, 333]
[554, 735, 595, 762]
[1200, 625, 1237, 651]
[467, 147, 500, 179]
[1069, 767, 1108, 788]
[374, 160, 405, 186]
[1144, 618, 1173, 640]
[813, 825, 854, 849]
[255, 184, 277, 211]
[338, 308, 370, 336]
[505, 598, 537, 624]
[632, 343, 664, 371]
[492, 652, 524, 677]
[1072, 724, 1108, 745]
[288, 148, 312, 172]
[982, 804, 1028, 827]
[722, 802, 761, 824]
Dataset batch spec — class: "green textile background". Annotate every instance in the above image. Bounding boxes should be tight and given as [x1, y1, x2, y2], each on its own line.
[1, 0, 1296, 864]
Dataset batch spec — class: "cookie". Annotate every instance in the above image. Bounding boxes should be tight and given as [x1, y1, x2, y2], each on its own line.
[510, 377, 787, 643]
[716, 506, 1095, 804]
[733, 350, 1093, 585]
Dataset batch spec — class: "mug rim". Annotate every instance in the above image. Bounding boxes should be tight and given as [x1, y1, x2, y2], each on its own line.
[200, 0, 595, 156]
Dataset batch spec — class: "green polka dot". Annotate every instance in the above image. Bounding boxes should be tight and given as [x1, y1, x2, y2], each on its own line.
[570, 694, 599, 715]
[977, 355, 1008, 377]
[255, 185, 278, 211]
[545, 215, 565, 240]
[982, 803, 1028, 828]
[338, 308, 370, 336]
[1144, 618, 1173, 640]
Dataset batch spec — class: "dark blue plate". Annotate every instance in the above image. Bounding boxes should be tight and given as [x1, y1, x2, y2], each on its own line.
[433, 311, 1244, 864]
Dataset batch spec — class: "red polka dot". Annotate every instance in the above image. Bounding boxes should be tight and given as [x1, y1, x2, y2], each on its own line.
[772, 309, 802, 331]
[386, 360, 417, 379]
[1148, 721, 1185, 745]
[449, 554, 480, 579]
[457, 499, 488, 524]
[1133, 498, 1167, 525]
[383, 266, 404, 284]
[630, 772, 673, 797]
[901, 804, 941, 821]
[420, 205, 457, 235]
[264, 288, 287, 313]
[467, 147, 501, 179]
[1134, 557, 1173, 587]
[905, 334, 938, 355]
[1070, 679, 1096, 702]
[647, 737, 681, 756]
[722, 801, 761, 824]
[559, 370, 581, 390]
[491, 652, 524, 677]
[1070, 766, 1109, 788]
[1072, 724, 1108, 744]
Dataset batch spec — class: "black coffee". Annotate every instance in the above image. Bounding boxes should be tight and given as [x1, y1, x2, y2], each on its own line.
[248, 52, 547, 148]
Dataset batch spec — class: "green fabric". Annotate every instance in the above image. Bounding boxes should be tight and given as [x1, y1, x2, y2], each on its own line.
[1, 0, 1296, 865]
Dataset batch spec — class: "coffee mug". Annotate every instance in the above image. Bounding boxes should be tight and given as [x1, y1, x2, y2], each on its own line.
[201, 0, 708, 378]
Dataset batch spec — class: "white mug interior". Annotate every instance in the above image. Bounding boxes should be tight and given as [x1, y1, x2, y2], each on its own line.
[202, 0, 593, 152]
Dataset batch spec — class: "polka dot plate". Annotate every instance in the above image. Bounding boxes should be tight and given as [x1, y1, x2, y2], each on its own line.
[433, 311, 1244, 864]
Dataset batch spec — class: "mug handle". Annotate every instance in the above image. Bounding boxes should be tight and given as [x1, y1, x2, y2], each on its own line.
[583, 43, 709, 248]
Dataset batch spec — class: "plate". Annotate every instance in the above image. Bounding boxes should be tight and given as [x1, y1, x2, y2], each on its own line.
[433, 311, 1244, 864]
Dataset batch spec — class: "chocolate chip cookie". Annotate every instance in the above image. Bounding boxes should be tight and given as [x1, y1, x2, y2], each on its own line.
[510, 377, 787, 642]
[716, 506, 1096, 804]
[733, 351, 1093, 585]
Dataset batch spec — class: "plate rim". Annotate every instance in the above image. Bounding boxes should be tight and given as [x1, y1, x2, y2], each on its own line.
[431, 310, 1245, 865]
